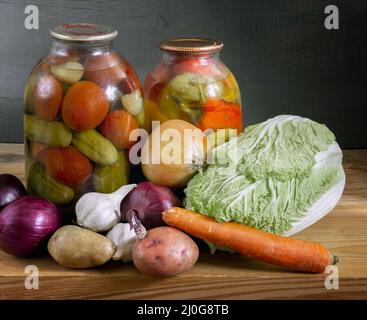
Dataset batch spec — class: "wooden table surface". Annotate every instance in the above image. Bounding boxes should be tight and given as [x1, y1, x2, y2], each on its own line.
[0, 144, 366, 300]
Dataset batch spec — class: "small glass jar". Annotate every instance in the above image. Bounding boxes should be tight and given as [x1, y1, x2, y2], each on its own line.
[24, 23, 144, 206]
[144, 38, 243, 133]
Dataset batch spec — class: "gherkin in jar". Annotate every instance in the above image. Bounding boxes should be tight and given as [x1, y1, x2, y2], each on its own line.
[23, 24, 144, 205]
[144, 38, 243, 135]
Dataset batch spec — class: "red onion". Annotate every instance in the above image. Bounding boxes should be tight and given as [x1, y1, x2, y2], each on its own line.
[0, 195, 62, 257]
[0, 174, 27, 210]
[121, 182, 182, 230]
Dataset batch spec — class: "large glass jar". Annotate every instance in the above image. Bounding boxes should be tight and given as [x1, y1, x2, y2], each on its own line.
[144, 38, 243, 134]
[24, 24, 144, 207]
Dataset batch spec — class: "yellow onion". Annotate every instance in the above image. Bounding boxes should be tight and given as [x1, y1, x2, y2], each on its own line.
[141, 120, 208, 188]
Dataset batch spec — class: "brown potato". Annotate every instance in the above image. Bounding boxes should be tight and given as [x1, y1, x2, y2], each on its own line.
[132, 226, 199, 276]
[48, 225, 116, 269]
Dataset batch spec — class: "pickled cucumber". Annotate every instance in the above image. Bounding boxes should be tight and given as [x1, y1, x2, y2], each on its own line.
[94, 151, 129, 193]
[28, 164, 74, 205]
[168, 72, 223, 103]
[24, 115, 72, 147]
[72, 129, 118, 166]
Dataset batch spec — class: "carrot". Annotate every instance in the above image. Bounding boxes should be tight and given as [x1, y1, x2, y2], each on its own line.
[162, 207, 338, 273]
[197, 98, 243, 132]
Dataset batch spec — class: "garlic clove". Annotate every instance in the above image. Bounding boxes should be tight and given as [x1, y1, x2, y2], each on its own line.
[106, 223, 137, 262]
[111, 183, 137, 200]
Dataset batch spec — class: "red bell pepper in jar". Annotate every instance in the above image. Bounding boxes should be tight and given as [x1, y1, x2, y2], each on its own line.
[197, 98, 243, 132]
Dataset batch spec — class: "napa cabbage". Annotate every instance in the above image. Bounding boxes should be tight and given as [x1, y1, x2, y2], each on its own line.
[185, 115, 345, 236]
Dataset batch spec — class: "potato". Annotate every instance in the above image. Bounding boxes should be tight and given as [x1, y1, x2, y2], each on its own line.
[48, 225, 116, 269]
[132, 226, 199, 276]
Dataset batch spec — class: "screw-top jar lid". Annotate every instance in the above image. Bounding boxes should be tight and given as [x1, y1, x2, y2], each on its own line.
[159, 38, 223, 53]
[50, 23, 118, 42]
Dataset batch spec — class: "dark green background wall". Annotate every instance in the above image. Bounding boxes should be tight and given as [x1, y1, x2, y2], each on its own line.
[0, 0, 366, 147]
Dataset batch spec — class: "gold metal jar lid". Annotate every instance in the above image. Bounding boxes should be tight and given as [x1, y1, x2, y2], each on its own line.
[159, 38, 223, 53]
[50, 23, 118, 42]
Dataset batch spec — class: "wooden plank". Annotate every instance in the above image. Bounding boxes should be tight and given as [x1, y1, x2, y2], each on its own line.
[0, 144, 366, 299]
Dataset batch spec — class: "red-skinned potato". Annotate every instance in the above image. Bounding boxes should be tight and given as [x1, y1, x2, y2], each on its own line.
[132, 226, 199, 276]
[62, 81, 109, 131]
[84, 52, 126, 88]
[33, 74, 63, 121]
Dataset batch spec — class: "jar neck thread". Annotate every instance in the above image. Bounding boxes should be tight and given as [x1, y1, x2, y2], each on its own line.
[50, 39, 114, 56]
[162, 51, 220, 64]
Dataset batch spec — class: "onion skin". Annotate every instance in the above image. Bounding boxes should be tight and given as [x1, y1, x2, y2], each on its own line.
[142, 161, 196, 188]
[0, 174, 27, 210]
[0, 196, 62, 257]
[141, 119, 208, 188]
[121, 182, 182, 230]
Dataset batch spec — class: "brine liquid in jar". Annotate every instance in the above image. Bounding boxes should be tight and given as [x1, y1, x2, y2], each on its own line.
[144, 38, 243, 142]
[24, 23, 144, 207]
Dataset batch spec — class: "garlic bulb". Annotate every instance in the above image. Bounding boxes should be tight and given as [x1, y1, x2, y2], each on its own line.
[76, 184, 136, 232]
[106, 223, 137, 262]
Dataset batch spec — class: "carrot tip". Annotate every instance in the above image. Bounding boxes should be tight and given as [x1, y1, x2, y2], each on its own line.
[332, 255, 339, 265]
